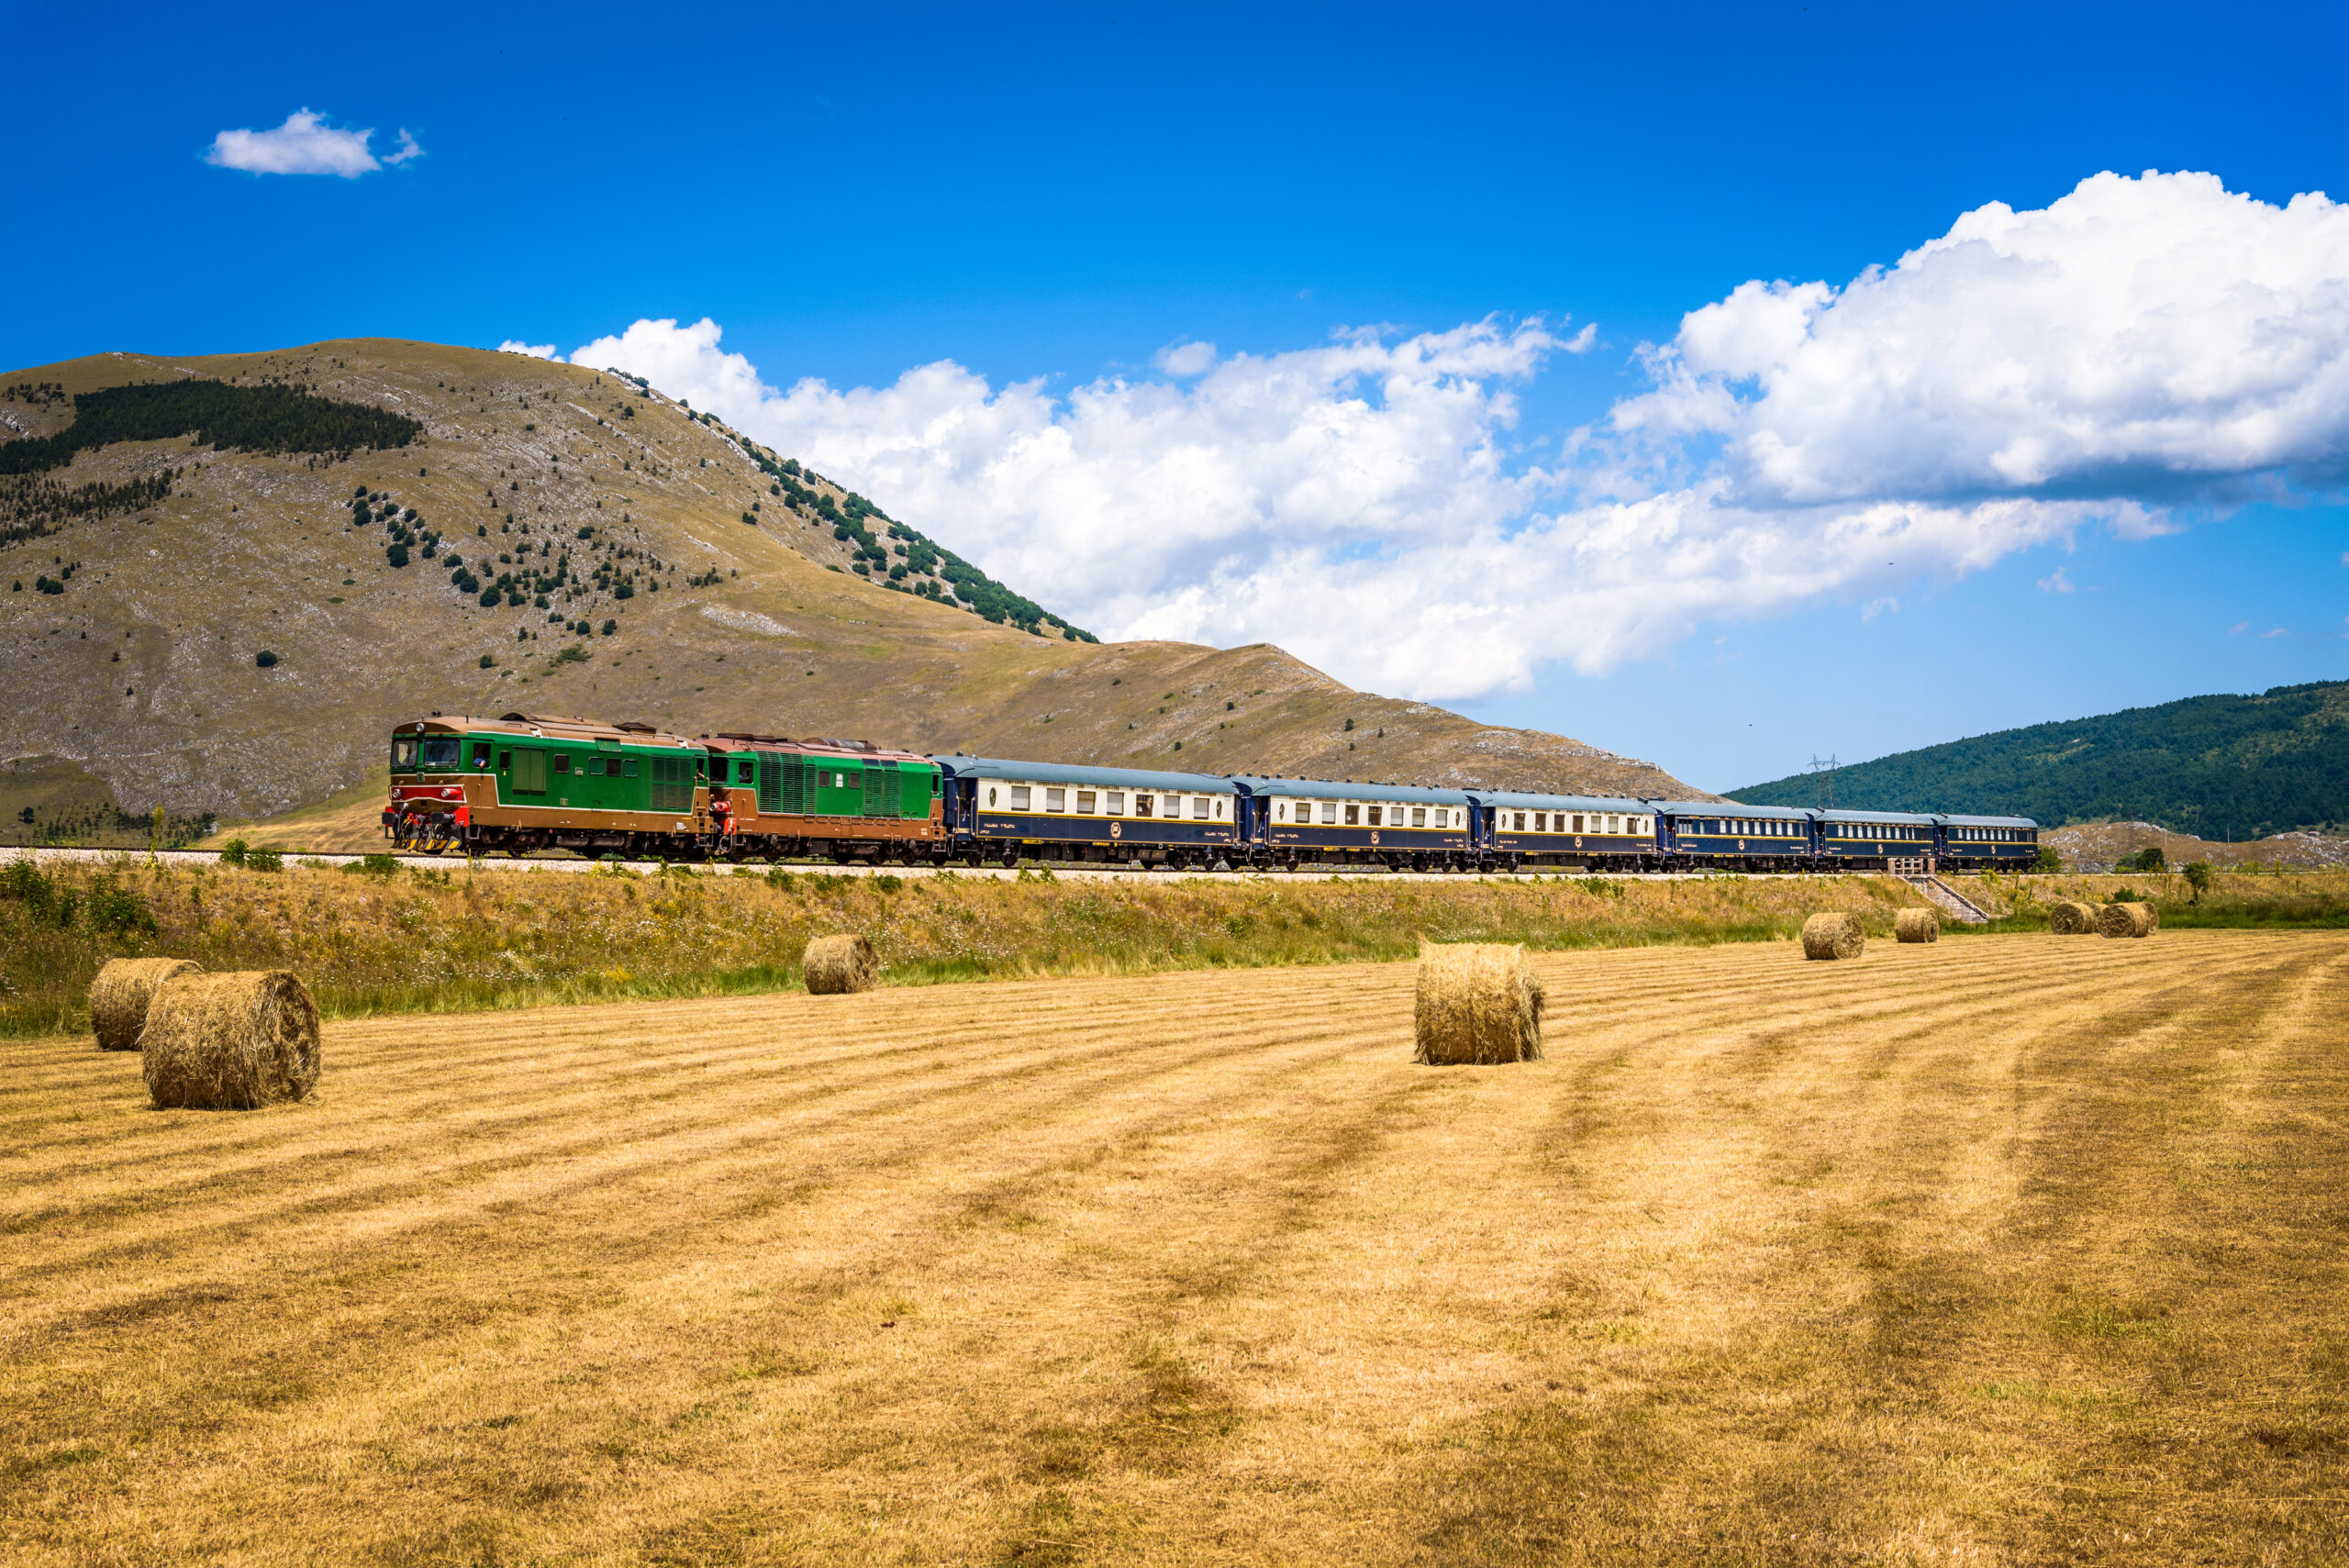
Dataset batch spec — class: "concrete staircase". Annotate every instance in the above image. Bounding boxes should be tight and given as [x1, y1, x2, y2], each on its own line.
[1904, 874, 1993, 925]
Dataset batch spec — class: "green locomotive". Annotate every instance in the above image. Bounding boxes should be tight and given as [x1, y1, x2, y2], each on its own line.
[386, 713, 941, 862]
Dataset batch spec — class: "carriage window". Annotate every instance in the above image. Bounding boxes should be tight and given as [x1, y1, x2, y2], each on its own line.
[1045, 788, 1066, 812]
[1344, 805, 1360, 826]
[1533, 813, 1547, 832]
[1572, 815, 1583, 833]
[1010, 786, 1030, 809]
[986, 787, 997, 806]
[1411, 806, 1427, 828]
[1075, 790, 1096, 814]
[1191, 796, 1211, 819]
[1162, 795, 1180, 817]
[1135, 794, 1154, 817]
[1318, 802, 1333, 824]
[1104, 791, 1125, 815]
[1216, 799, 1226, 818]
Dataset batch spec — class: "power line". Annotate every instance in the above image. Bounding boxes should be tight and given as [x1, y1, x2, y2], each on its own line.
[1808, 754, 1839, 811]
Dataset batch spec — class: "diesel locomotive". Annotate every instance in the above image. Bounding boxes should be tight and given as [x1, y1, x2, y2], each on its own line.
[385, 714, 2038, 873]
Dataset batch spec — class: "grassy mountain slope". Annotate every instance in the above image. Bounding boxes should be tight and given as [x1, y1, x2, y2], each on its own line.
[1, 339, 1702, 828]
[1729, 681, 2349, 836]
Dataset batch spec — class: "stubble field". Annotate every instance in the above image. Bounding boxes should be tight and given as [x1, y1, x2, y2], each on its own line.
[4, 930, 2344, 1565]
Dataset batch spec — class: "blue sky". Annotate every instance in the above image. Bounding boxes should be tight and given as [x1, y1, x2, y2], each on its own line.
[8, 0, 2348, 790]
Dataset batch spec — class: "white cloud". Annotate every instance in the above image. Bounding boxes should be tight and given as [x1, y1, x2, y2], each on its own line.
[2037, 566, 2076, 593]
[1613, 171, 2349, 507]
[498, 340, 557, 359]
[550, 172, 2349, 701]
[2263, 627, 2289, 639]
[2232, 621, 2252, 634]
[1154, 340, 1217, 377]
[203, 109, 419, 177]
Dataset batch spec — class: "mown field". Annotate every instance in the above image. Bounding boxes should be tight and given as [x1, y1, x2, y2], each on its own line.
[9, 853, 2348, 1040]
[3, 931, 2343, 1565]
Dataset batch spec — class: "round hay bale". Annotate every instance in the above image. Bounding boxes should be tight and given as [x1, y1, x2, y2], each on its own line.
[803, 933, 878, 995]
[2141, 902, 2161, 932]
[2048, 899, 2099, 935]
[1895, 907, 1940, 944]
[1414, 942, 1544, 1065]
[1800, 912, 1865, 961]
[89, 957, 202, 1051]
[2097, 901, 2155, 939]
[140, 971, 320, 1110]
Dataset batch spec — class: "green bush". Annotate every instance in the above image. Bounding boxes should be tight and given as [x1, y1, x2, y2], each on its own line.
[83, 875, 155, 936]
[219, 838, 249, 866]
[245, 847, 284, 873]
[254, 651, 278, 668]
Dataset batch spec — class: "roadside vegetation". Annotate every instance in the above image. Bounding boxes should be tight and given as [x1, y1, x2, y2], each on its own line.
[8, 854, 2349, 1039]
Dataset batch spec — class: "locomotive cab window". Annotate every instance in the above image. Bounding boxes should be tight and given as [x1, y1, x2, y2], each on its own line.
[470, 743, 491, 769]
[420, 738, 461, 771]
[391, 738, 419, 771]
[497, 751, 511, 772]
[737, 760, 753, 784]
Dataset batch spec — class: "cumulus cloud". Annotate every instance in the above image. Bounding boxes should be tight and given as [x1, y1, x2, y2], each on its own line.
[498, 340, 557, 359]
[551, 172, 2349, 700]
[1613, 171, 2349, 507]
[203, 109, 421, 177]
[2037, 566, 2076, 593]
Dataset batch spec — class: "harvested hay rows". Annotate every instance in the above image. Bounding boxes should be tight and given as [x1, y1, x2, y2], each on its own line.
[4, 932, 2344, 1567]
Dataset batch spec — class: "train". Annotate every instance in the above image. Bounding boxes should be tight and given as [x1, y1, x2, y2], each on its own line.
[384, 711, 2040, 874]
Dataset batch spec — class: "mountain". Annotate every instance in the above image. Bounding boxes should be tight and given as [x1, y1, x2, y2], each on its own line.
[1728, 681, 2349, 838]
[0, 339, 1704, 832]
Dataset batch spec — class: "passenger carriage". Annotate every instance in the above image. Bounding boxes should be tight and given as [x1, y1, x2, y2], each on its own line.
[1936, 813, 2039, 872]
[932, 757, 1241, 869]
[1475, 793, 1659, 872]
[699, 732, 942, 862]
[1234, 777, 1475, 871]
[1651, 802, 1814, 870]
[1816, 808, 1942, 872]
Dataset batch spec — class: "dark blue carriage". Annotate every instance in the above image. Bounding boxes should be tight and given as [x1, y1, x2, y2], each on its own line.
[1232, 776, 1476, 870]
[1651, 801, 1817, 870]
[931, 755, 1243, 869]
[1815, 808, 1942, 870]
[1473, 792, 1660, 871]
[1935, 813, 2039, 871]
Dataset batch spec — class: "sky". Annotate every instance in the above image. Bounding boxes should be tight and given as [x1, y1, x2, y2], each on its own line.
[7, 0, 2349, 791]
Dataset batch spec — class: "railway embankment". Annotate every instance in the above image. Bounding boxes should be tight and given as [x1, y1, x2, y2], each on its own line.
[5, 852, 2343, 1039]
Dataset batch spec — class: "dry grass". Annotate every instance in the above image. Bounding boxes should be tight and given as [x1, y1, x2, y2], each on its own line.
[2, 858, 1955, 1038]
[3, 931, 2344, 1564]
